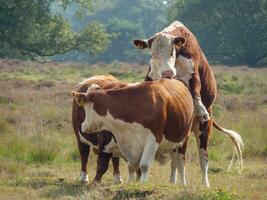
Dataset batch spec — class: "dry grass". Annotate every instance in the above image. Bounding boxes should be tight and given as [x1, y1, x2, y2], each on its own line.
[0, 59, 266, 199]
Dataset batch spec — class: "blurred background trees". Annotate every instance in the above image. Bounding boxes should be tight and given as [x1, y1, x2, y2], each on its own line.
[0, 0, 110, 61]
[0, 0, 267, 67]
[168, 0, 267, 67]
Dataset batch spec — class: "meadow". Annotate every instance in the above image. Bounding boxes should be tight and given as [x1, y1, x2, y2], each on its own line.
[0, 59, 266, 200]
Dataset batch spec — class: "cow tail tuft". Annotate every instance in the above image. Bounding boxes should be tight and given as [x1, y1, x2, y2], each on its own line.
[213, 121, 244, 173]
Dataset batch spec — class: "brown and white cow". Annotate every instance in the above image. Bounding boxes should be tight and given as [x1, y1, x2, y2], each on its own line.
[72, 75, 127, 184]
[72, 78, 194, 183]
[133, 21, 244, 187]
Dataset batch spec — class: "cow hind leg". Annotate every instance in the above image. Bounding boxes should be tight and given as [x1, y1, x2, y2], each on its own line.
[169, 150, 178, 184]
[177, 137, 188, 186]
[195, 120, 212, 187]
[139, 134, 159, 183]
[111, 157, 123, 184]
[78, 141, 90, 183]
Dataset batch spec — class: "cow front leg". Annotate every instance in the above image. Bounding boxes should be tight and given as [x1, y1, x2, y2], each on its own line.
[194, 97, 210, 124]
[78, 141, 90, 183]
[139, 134, 159, 183]
[127, 165, 136, 183]
[92, 151, 112, 184]
[111, 157, 123, 184]
[177, 137, 188, 186]
[195, 120, 212, 187]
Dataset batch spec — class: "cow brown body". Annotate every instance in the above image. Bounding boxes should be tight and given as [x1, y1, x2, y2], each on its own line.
[134, 21, 244, 187]
[72, 78, 194, 183]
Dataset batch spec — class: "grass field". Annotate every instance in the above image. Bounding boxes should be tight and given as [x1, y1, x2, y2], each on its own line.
[0, 59, 266, 199]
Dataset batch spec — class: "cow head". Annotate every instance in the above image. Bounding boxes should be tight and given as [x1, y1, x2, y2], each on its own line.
[133, 33, 186, 80]
[72, 84, 103, 133]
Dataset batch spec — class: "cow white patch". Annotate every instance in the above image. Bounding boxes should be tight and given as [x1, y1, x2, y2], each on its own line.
[87, 83, 101, 92]
[177, 153, 187, 186]
[78, 130, 98, 148]
[127, 82, 141, 87]
[169, 151, 178, 184]
[75, 75, 116, 88]
[79, 171, 89, 183]
[113, 173, 123, 184]
[139, 134, 159, 183]
[193, 97, 210, 124]
[175, 55, 194, 87]
[103, 137, 123, 158]
[199, 148, 210, 187]
[153, 136, 186, 165]
[149, 34, 177, 80]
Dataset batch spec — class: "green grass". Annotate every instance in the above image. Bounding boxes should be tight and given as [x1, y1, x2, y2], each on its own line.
[0, 60, 266, 199]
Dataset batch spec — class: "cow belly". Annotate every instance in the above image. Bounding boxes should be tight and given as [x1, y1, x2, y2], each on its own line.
[103, 111, 156, 168]
[103, 137, 124, 158]
[155, 136, 184, 165]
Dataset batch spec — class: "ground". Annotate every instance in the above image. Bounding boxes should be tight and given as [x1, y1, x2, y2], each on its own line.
[0, 59, 266, 200]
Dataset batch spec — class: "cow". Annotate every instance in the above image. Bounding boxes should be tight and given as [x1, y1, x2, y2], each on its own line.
[133, 21, 244, 187]
[72, 78, 194, 183]
[72, 75, 128, 184]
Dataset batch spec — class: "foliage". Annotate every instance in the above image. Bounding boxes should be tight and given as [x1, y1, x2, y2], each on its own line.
[168, 0, 267, 67]
[0, 0, 110, 61]
[56, 0, 169, 62]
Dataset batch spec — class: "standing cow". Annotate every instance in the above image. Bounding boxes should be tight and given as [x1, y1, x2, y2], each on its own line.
[72, 75, 127, 184]
[133, 21, 244, 187]
[72, 79, 194, 183]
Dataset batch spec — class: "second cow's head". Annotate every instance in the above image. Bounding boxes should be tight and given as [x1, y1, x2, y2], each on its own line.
[72, 84, 103, 133]
[133, 33, 186, 80]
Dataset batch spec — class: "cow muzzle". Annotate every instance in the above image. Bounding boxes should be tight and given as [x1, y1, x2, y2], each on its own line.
[161, 70, 175, 79]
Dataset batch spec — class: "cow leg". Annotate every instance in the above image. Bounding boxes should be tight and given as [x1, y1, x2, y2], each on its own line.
[136, 168, 142, 182]
[177, 137, 188, 186]
[92, 151, 112, 183]
[111, 157, 123, 184]
[139, 134, 159, 183]
[195, 119, 212, 187]
[169, 150, 178, 184]
[127, 165, 136, 183]
[78, 141, 90, 183]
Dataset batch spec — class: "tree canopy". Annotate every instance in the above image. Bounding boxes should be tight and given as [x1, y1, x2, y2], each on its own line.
[168, 0, 267, 67]
[0, 0, 110, 61]
[55, 0, 169, 63]
[1, 0, 266, 67]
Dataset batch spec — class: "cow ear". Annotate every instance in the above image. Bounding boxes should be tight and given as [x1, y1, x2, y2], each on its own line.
[173, 36, 186, 47]
[133, 37, 154, 49]
[71, 91, 88, 106]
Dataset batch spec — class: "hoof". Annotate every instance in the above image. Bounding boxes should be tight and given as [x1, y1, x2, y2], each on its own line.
[79, 172, 89, 184]
[113, 174, 123, 184]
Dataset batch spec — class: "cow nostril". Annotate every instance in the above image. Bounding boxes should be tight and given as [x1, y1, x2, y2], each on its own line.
[162, 70, 174, 78]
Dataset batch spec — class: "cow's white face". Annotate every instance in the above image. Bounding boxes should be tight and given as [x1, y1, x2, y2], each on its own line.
[82, 103, 102, 133]
[133, 33, 186, 80]
[149, 34, 177, 80]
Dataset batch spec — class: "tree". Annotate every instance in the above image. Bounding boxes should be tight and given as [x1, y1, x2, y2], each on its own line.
[168, 0, 267, 67]
[0, 0, 110, 61]
[56, 0, 169, 63]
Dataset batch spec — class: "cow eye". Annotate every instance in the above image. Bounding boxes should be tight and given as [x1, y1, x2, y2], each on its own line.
[170, 50, 173, 57]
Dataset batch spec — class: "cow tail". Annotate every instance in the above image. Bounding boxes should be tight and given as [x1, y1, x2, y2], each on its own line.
[213, 120, 244, 173]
